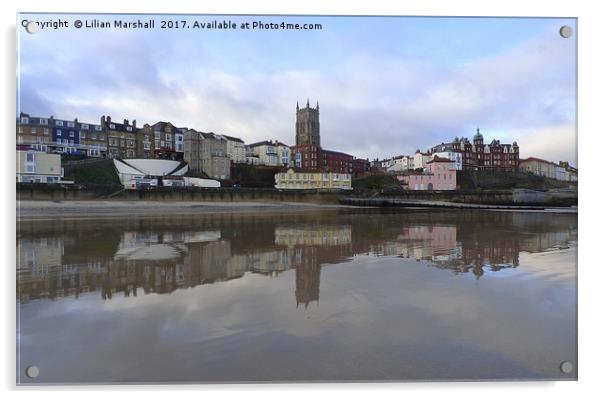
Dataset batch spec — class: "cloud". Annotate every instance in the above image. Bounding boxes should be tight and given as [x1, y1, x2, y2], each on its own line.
[17, 17, 576, 165]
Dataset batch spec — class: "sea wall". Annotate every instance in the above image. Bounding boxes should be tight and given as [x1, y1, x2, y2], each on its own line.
[16, 184, 577, 207]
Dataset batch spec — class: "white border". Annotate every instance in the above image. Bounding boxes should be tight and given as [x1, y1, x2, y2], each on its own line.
[2, 0, 599, 397]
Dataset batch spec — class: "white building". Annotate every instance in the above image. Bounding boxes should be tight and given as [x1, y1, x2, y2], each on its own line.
[16, 150, 63, 183]
[431, 150, 462, 171]
[387, 155, 414, 172]
[221, 135, 247, 164]
[413, 151, 434, 170]
[249, 140, 290, 167]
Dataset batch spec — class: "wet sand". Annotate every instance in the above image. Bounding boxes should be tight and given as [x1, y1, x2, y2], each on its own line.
[16, 200, 352, 220]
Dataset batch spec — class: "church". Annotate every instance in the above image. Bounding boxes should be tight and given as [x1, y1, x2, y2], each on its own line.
[290, 100, 354, 174]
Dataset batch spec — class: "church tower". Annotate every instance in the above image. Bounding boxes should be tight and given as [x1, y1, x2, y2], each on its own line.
[295, 99, 320, 147]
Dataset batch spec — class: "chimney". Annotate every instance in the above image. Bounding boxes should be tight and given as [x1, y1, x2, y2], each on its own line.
[132, 120, 136, 128]
[123, 119, 129, 125]
[101, 115, 105, 125]
[107, 116, 111, 123]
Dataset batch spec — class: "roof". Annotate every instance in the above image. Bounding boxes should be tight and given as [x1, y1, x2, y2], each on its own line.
[221, 134, 244, 143]
[520, 157, 558, 166]
[427, 155, 454, 164]
[322, 149, 353, 158]
[249, 140, 289, 147]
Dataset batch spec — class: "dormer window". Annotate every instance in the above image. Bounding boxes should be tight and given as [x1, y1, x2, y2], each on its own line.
[81, 124, 89, 130]
[20, 117, 29, 124]
[109, 123, 115, 129]
[55, 120, 64, 126]
[126, 126, 132, 132]
[67, 122, 75, 128]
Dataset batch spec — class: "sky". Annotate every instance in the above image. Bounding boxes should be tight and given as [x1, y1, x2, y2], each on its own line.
[17, 14, 577, 165]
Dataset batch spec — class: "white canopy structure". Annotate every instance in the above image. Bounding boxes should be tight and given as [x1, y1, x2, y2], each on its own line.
[113, 158, 189, 185]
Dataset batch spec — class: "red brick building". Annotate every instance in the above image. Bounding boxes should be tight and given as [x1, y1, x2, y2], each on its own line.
[291, 101, 354, 174]
[430, 128, 519, 171]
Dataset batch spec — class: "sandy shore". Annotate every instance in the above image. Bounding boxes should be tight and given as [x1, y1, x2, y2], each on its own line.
[16, 200, 352, 220]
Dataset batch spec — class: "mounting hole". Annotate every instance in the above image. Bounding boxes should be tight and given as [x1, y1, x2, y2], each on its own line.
[25, 365, 39, 378]
[559, 25, 573, 38]
[25, 21, 40, 34]
[560, 361, 574, 374]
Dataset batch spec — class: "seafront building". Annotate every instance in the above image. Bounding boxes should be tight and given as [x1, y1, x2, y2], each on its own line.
[222, 135, 247, 164]
[519, 157, 578, 182]
[274, 168, 352, 190]
[16, 149, 63, 183]
[396, 156, 457, 191]
[248, 140, 291, 167]
[17, 113, 107, 157]
[183, 130, 230, 180]
[101, 115, 139, 159]
[140, 121, 185, 160]
[429, 129, 519, 172]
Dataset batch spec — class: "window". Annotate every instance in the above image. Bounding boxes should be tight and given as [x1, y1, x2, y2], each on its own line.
[26, 165, 35, 173]
[80, 132, 86, 139]
[95, 125, 102, 131]
[126, 126, 132, 132]
[56, 130, 62, 136]
[67, 121, 74, 127]
[81, 124, 89, 130]
[18, 127, 23, 133]
[43, 128, 49, 135]
[55, 120, 64, 126]
[109, 123, 115, 129]
[40, 118, 48, 125]
[17, 135, 23, 144]
[69, 131, 75, 138]
[26, 153, 35, 162]
[20, 117, 29, 124]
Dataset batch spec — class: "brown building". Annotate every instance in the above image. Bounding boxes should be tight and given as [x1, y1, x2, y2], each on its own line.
[77, 119, 106, 157]
[430, 128, 519, 171]
[140, 121, 185, 160]
[183, 129, 230, 179]
[101, 115, 139, 158]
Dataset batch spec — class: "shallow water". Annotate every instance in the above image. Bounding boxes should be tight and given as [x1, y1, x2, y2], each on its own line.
[16, 209, 577, 383]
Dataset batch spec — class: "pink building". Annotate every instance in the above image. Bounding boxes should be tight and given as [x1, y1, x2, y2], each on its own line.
[396, 156, 457, 190]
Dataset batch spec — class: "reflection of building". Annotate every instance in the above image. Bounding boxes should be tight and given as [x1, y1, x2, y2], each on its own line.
[17, 212, 577, 304]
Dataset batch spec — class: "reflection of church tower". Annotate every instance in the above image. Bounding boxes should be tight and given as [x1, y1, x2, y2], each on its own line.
[294, 247, 320, 307]
[295, 99, 320, 147]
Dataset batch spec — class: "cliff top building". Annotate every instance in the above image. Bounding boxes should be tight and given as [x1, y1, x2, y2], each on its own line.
[291, 100, 354, 174]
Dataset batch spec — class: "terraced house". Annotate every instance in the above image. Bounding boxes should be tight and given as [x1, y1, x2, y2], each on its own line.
[17, 113, 105, 157]
[141, 121, 185, 160]
[16, 113, 52, 153]
[101, 115, 138, 158]
[183, 130, 230, 180]
[77, 119, 106, 157]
